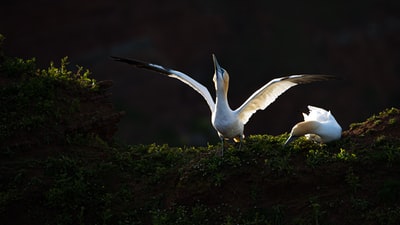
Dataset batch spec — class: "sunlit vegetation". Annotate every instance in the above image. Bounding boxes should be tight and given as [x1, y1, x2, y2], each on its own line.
[0, 34, 122, 151]
[0, 54, 96, 147]
[1, 34, 400, 225]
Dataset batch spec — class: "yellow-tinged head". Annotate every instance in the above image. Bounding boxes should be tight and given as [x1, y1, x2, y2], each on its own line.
[212, 54, 230, 93]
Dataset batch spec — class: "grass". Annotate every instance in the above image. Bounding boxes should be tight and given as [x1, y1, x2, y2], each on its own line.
[1, 132, 399, 225]
[1, 34, 400, 225]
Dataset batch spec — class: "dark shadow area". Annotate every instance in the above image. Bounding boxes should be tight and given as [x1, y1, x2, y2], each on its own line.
[1, 0, 399, 145]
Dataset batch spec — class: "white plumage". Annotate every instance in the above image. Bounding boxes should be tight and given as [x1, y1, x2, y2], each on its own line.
[285, 105, 342, 145]
[112, 55, 335, 147]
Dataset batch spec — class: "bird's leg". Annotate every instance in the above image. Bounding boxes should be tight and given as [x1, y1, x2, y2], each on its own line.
[238, 135, 245, 150]
[220, 138, 225, 157]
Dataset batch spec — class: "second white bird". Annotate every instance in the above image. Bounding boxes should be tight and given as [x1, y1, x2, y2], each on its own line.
[284, 105, 342, 145]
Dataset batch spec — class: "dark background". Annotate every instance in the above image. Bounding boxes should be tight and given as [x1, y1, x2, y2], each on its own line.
[1, 0, 399, 146]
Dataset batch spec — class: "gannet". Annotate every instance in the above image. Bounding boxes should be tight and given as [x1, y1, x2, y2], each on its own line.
[112, 55, 335, 150]
[284, 105, 342, 145]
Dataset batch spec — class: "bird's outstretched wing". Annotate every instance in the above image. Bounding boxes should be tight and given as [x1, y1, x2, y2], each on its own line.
[111, 56, 215, 112]
[235, 74, 336, 124]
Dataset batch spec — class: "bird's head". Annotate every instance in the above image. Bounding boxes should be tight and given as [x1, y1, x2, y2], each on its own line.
[212, 54, 230, 92]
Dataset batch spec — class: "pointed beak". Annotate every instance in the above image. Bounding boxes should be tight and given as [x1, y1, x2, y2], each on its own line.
[212, 54, 223, 78]
[284, 135, 298, 146]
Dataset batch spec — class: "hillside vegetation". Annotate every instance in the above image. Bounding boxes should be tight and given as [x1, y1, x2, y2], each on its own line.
[1, 35, 400, 225]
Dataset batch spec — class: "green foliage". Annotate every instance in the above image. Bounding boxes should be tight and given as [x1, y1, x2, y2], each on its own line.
[350, 197, 370, 212]
[0, 34, 4, 51]
[309, 199, 324, 225]
[151, 204, 214, 225]
[306, 148, 331, 167]
[1, 129, 400, 225]
[367, 207, 400, 225]
[0, 57, 36, 78]
[348, 107, 400, 131]
[345, 167, 361, 193]
[0, 55, 98, 147]
[378, 179, 400, 205]
[1, 36, 400, 224]
[150, 203, 287, 225]
[334, 148, 357, 161]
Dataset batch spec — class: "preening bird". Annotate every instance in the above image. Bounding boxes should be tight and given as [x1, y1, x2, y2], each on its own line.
[112, 54, 335, 151]
[284, 105, 342, 145]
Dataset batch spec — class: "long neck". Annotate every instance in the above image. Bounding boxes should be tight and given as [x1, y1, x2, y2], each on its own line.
[295, 121, 320, 136]
[215, 85, 231, 112]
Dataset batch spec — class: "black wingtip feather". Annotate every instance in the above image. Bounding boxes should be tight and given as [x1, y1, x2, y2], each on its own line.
[110, 56, 148, 67]
[110, 56, 173, 75]
[284, 74, 339, 85]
